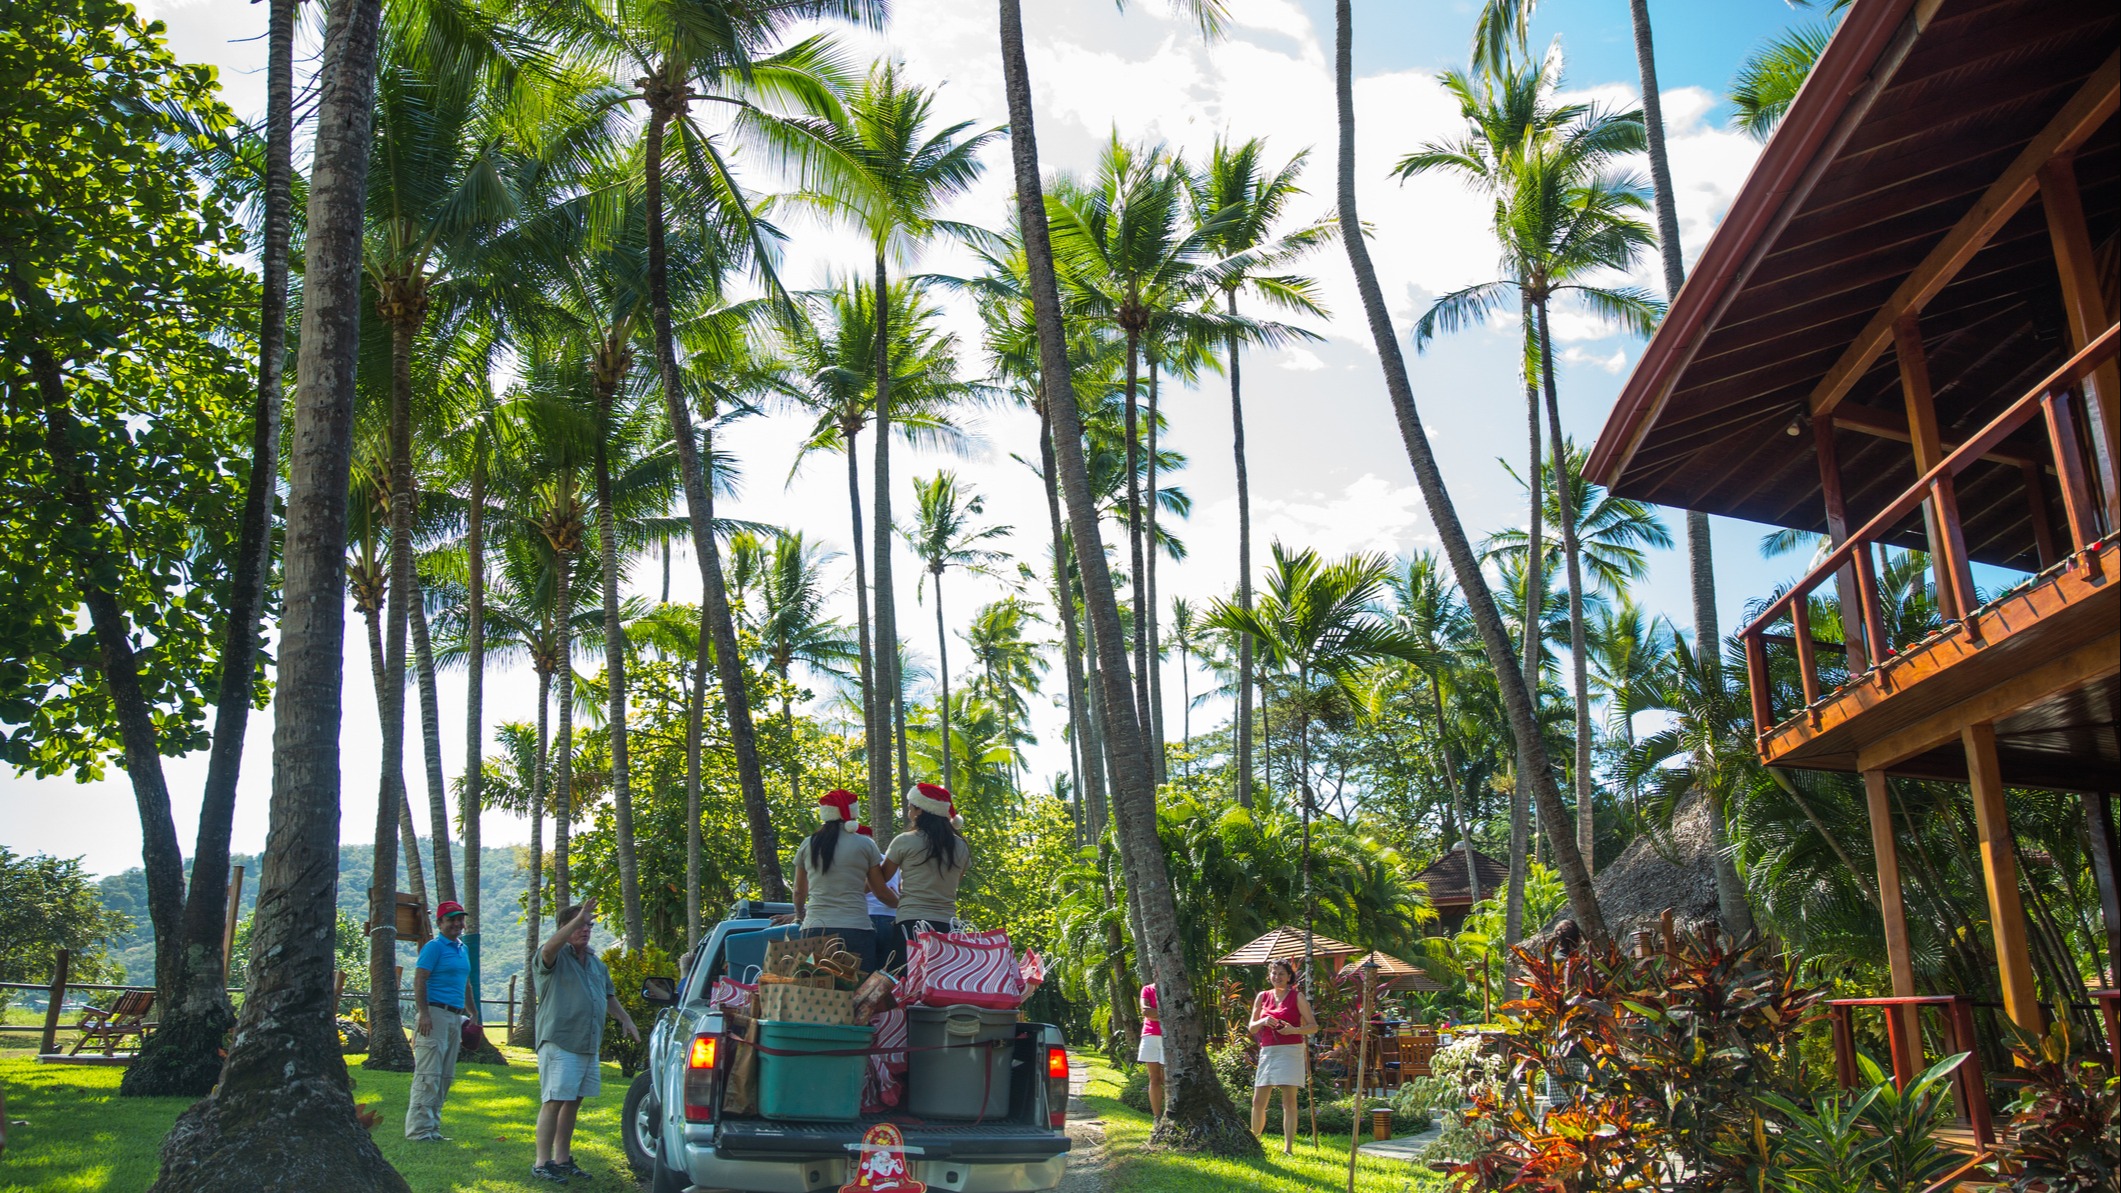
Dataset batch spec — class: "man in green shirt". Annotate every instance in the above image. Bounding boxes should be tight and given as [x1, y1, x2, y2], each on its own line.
[531, 900, 638, 1183]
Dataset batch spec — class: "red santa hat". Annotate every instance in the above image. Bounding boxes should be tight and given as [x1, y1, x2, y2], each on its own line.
[817, 788, 860, 825]
[855, 823, 875, 838]
[906, 782, 964, 829]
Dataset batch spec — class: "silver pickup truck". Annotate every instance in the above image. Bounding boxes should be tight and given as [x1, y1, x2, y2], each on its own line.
[622, 900, 1073, 1193]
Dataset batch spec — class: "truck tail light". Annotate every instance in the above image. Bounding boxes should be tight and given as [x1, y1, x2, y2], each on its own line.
[684, 1032, 719, 1122]
[1044, 1045, 1069, 1128]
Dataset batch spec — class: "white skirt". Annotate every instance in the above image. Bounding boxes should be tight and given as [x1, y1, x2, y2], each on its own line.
[1136, 1033, 1163, 1064]
[1254, 1043, 1306, 1087]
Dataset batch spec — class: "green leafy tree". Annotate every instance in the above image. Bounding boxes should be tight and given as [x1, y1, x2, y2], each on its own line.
[0, 849, 131, 1007]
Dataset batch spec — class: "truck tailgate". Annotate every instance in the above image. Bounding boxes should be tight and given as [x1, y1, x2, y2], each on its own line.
[714, 1120, 1072, 1163]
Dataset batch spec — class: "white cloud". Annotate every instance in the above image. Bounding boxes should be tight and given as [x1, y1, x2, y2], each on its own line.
[1280, 347, 1328, 371]
[1561, 345, 1629, 374]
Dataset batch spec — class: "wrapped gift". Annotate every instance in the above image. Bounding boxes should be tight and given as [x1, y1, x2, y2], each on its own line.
[902, 927, 1027, 1010]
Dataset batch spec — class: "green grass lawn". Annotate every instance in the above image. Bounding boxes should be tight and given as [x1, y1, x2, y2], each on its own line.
[0, 1010, 47, 1054]
[0, 1047, 634, 1193]
[1073, 1054, 1445, 1193]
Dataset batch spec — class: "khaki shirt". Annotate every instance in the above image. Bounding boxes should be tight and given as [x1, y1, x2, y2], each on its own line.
[885, 831, 970, 923]
[796, 830, 884, 932]
[534, 944, 614, 1056]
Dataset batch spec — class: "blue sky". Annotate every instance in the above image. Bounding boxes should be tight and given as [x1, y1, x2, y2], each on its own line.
[5, 0, 1826, 877]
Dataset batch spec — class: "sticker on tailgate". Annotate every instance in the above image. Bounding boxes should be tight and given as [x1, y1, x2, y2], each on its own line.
[841, 1122, 926, 1192]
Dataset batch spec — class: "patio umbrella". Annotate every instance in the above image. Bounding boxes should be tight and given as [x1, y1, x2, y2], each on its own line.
[1214, 926, 1364, 967]
[1334, 949, 1445, 993]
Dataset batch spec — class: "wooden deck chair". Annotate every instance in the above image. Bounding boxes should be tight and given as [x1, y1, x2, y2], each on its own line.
[70, 990, 155, 1056]
[1403, 1027, 1439, 1079]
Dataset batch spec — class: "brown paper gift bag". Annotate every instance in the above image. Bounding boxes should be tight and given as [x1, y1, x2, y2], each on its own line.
[725, 1020, 761, 1116]
[757, 982, 859, 1025]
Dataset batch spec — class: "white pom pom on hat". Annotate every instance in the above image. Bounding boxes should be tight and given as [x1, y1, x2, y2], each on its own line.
[816, 788, 860, 824]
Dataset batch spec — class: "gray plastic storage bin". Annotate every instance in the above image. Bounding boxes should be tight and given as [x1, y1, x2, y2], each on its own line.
[905, 1004, 1018, 1120]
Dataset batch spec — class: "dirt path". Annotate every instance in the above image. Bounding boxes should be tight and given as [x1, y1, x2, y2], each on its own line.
[1054, 1054, 1110, 1193]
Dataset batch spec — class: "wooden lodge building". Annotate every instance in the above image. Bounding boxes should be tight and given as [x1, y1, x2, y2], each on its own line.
[1408, 844, 1510, 934]
[1586, 0, 2119, 1096]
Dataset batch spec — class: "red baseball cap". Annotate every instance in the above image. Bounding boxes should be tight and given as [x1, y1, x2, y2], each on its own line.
[435, 900, 467, 920]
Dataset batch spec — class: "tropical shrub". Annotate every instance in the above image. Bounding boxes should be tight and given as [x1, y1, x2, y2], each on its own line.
[601, 943, 673, 1077]
[1995, 1019, 2121, 1193]
[1754, 1053, 1964, 1193]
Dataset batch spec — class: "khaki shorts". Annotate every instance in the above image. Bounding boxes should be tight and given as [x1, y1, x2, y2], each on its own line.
[537, 1043, 602, 1102]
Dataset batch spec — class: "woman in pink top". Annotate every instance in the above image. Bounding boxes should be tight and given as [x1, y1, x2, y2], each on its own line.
[1247, 958, 1317, 1153]
[1136, 983, 1163, 1118]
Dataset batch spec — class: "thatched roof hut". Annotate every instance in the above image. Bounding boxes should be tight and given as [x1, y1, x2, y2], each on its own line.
[1542, 793, 1724, 945]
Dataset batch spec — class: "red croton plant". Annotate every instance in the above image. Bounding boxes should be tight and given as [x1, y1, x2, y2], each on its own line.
[1445, 927, 1826, 1193]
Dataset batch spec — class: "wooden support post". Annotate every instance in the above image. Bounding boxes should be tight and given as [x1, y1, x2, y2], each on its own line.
[1863, 771, 1922, 1083]
[1743, 632, 1773, 735]
[1944, 997, 1995, 1148]
[2044, 389, 2103, 554]
[1815, 414, 1870, 667]
[506, 972, 517, 1039]
[40, 948, 70, 1055]
[222, 865, 245, 972]
[2087, 791, 2121, 989]
[2023, 460, 2060, 570]
[1792, 598, 1821, 708]
[2039, 154, 2121, 525]
[332, 968, 345, 1012]
[1894, 315, 1964, 621]
[1962, 721, 2043, 1036]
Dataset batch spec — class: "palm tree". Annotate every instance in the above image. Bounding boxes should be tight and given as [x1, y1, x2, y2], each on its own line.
[1730, 11, 1842, 140]
[1403, 58, 1660, 887]
[1389, 552, 1490, 905]
[963, 596, 1046, 791]
[815, 61, 1000, 829]
[1587, 593, 1676, 815]
[1470, 0, 1720, 699]
[994, 0, 1257, 1151]
[153, 0, 400, 1177]
[1331, 0, 1607, 949]
[1166, 596, 1201, 773]
[731, 531, 859, 808]
[904, 472, 1011, 790]
[1186, 136, 1331, 808]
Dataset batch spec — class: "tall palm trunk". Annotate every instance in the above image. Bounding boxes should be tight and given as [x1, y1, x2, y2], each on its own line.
[512, 666, 551, 1049]
[842, 425, 885, 828]
[594, 375, 643, 950]
[1121, 326, 1151, 739]
[552, 552, 576, 909]
[685, 610, 708, 941]
[152, 0, 402, 1176]
[1041, 401, 1100, 843]
[1144, 356, 1165, 783]
[124, 0, 296, 1099]
[408, 569, 456, 903]
[462, 432, 486, 989]
[1428, 679, 1484, 903]
[872, 249, 909, 810]
[400, 787, 428, 911]
[933, 568, 954, 787]
[1534, 302, 1594, 872]
[1226, 312, 1256, 807]
[1504, 295, 1543, 980]
[1332, 0, 1607, 948]
[365, 309, 420, 1073]
[642, 88, 785, 899]
[998, 0, 1252, 1153]
[1081, 603, 1114, 840]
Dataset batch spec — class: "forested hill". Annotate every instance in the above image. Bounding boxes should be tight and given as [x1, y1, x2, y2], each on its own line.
[97, 843, 541, 1002]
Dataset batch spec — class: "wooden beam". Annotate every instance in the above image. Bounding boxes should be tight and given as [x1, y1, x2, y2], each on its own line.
[1810, 52, 2121, 420]
[1854, 634, 2121, 772]
[2086, 791, 2121, 990]
[1963, 720, 2043, 1036]
[1863, 769, 1923, 1082]
[1895, 315, 1968, 621]
[2023, 459, 2059, 570]
[2040, 153, 2121, 528]
[1816, 415, 1872, 668]
[1831, 403, 2048, 472]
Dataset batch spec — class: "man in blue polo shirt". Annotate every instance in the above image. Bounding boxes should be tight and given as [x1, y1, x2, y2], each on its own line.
[406, 900, 474, 1141]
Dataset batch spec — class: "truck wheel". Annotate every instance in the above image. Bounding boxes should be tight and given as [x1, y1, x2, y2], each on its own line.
[621, 1071, 659, 1179]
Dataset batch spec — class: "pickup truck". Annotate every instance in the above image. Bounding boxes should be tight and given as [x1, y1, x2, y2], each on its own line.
[622, 900, 1074, 1193]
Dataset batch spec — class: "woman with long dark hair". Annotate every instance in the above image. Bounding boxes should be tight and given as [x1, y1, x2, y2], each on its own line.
[1248, 957, 1317, 1154]
[879, 782, 971, 963]
[791, 789, 896, 971]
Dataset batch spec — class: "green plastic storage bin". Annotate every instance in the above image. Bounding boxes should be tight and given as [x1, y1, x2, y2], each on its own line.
[906, 1005, 1018, 1120]
[756, 1019, 874, 1122]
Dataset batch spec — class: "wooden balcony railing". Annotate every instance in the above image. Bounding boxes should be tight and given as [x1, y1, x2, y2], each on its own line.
[1740, 323, 2119, 745]
[1826, 995, 1995, 1150]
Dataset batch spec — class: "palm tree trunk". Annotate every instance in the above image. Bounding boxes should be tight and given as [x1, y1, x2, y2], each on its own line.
[1331, 0, 1606, 948]
[998, 0, 1252, 1153]
[686, 611, 707, 940]
[643, 91, 786, 900]
[553, 551, 576, 910]
[843, 428, 885, 829]
[1145, 355, 1165, 784]
[873, 249, 909, 811]
[408, 569, 456, 904]
[1298, 667, 1316, 998]
[1504, 298, 1543, 978]
[462, 430, 486, 986]
[1226, 312, 1256, 808]
[594, 391, 643, 950]
[1121, 327, 1152, 741]
[1535, 303, 1594, 874]
[934, 569, 954, 788]
[1041, 400, 1100, 843]
[1428, 678, 1483, 904]
[150, 0, 401, 1175]
[367, 312, 419, 1072]
[123, 0, 295, 1099]
[512, 667, 550, 1049]
[1082, 607, 1115, 841]
[400, 785, 428, 912]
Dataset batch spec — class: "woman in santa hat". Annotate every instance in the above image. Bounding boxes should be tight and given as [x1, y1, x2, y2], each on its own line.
[791, 789, 897, 971]
[879, 783, 972, 963]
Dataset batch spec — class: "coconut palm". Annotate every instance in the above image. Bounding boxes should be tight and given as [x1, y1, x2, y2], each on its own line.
[1185, 135, 1331, 807]
[1587, 593, 1675, 818]
[1729, 1, 1849, 139]
[903, 472, 1011, 790]
[1166, 596, 1201, 772]
[963, 596, 1046, 790]
[729, 531, 859, 808]
[1389, 552, 1492, 905]
[1331, 0, 1607, 951]
[807, 60, 1000, 829]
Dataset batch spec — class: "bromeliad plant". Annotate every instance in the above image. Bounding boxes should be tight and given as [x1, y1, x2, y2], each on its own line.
[1446, 928, 1827, 1192]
